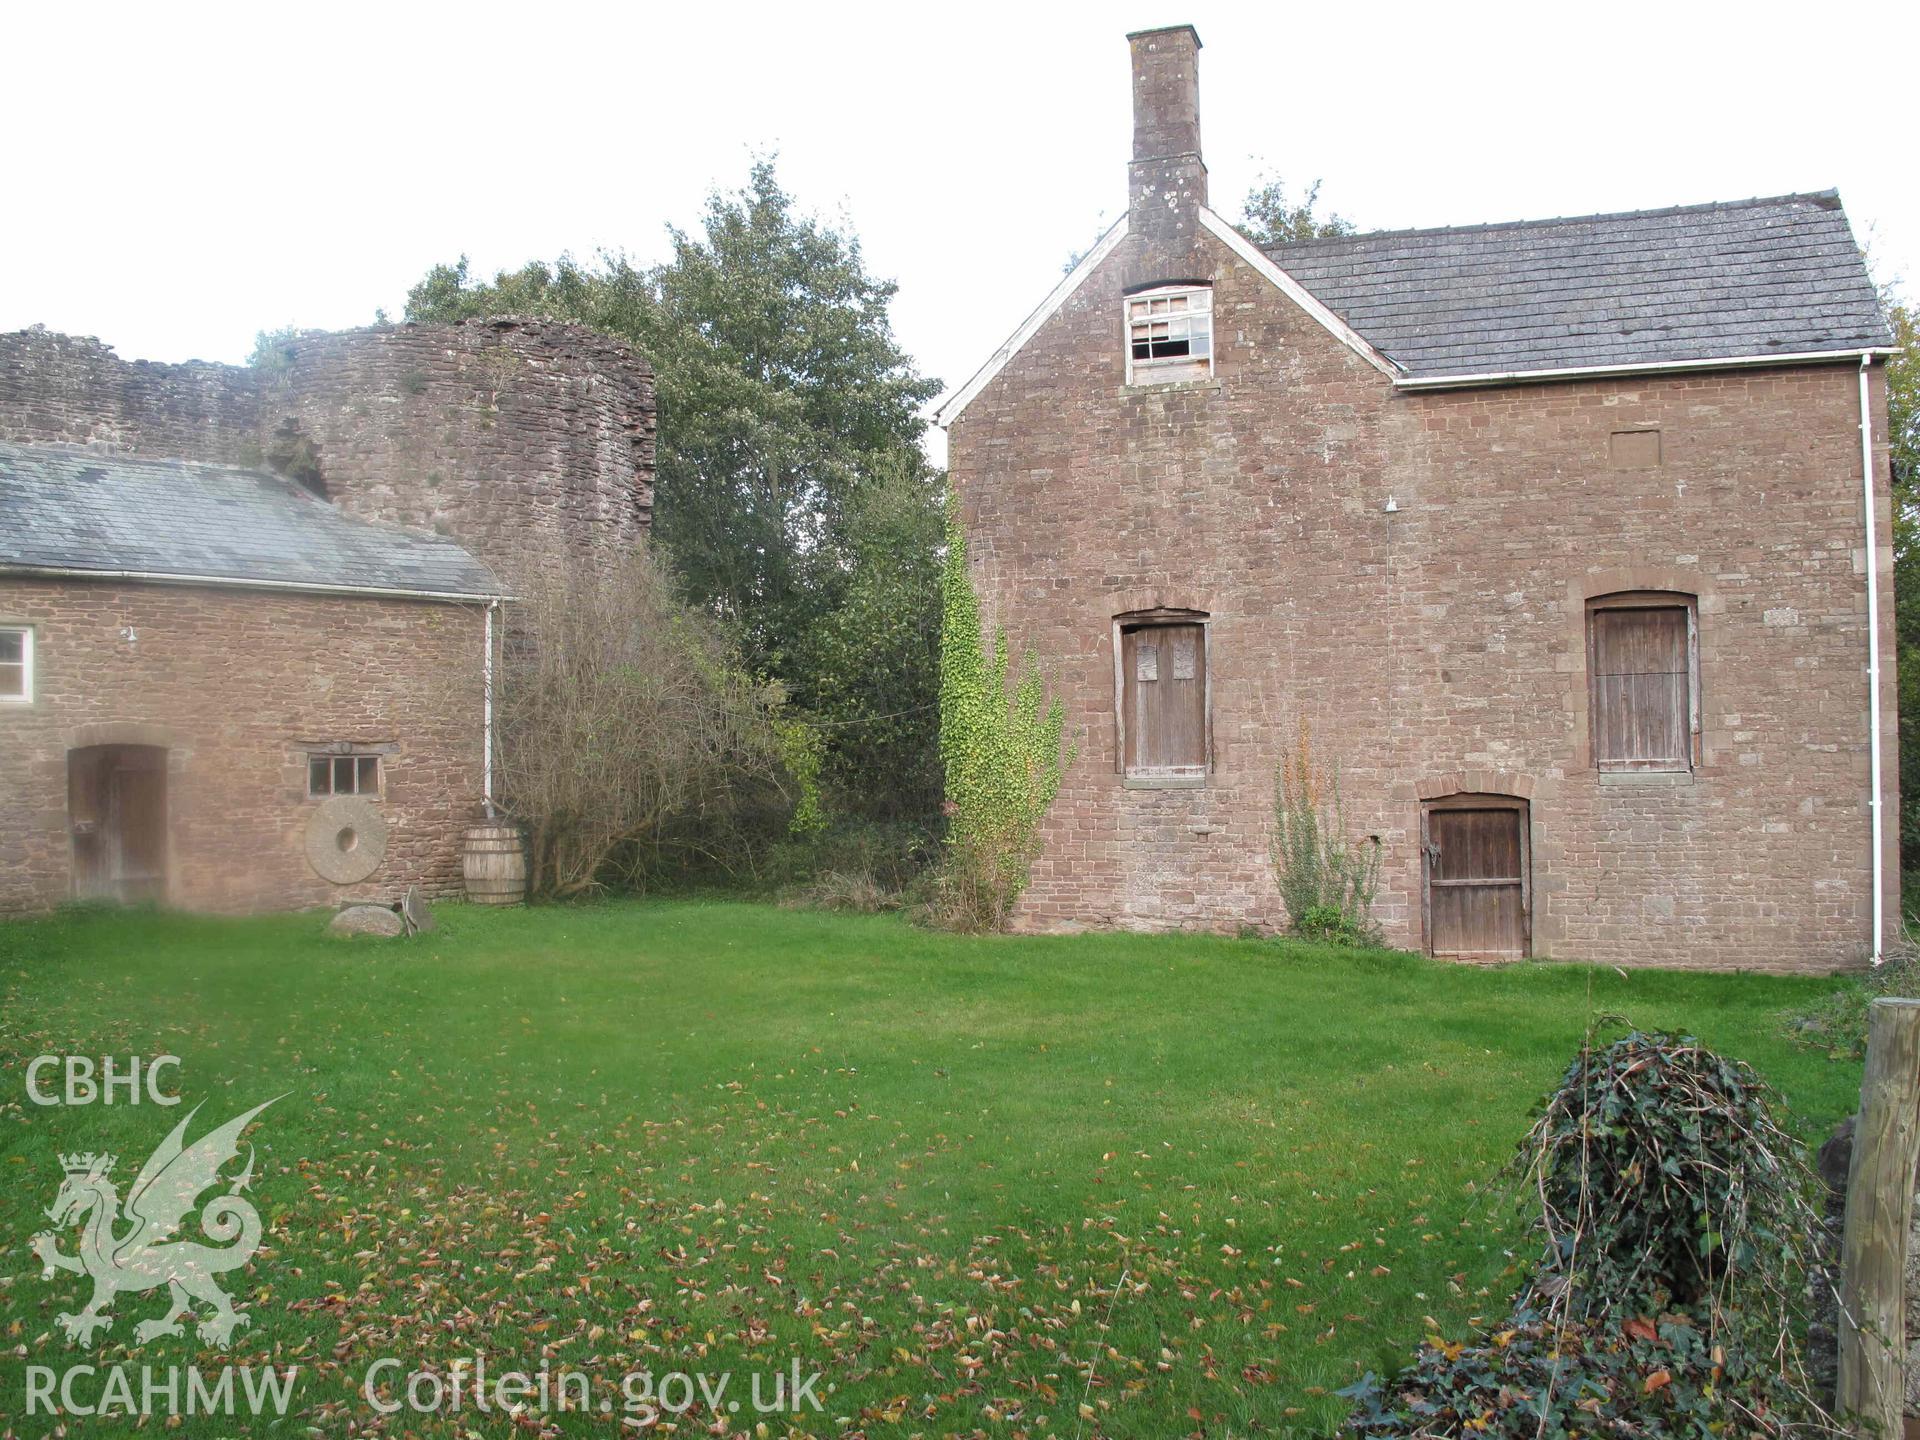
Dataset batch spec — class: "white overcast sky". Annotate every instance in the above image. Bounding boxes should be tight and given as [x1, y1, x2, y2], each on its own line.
[4, 0, 1916, 456]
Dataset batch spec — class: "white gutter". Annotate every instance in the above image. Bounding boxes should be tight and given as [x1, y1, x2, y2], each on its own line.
[1861, 353, 1886, 964]
[1394, 346, 1899, 391]
[0, 562, 508, 604]
[483, 599, 498, 820]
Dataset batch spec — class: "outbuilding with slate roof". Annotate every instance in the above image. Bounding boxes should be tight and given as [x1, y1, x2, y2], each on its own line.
[0, 315, 655, 915]
[0, 442, 507, 913]
[938, 24, 1899, 970]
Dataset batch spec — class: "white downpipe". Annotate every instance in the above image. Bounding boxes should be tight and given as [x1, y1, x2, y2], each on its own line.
[483, 600, 497, 820]
[1861, 354, 1885, 963]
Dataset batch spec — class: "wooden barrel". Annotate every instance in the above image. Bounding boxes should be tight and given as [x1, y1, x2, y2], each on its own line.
[462, 822, 526, 905]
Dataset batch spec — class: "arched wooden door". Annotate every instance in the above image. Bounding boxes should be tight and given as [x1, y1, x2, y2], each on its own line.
[1422, 795, 1530, 959]
[68, 745, 168, 903]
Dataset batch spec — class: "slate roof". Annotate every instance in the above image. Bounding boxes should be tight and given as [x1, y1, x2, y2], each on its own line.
[1264, 191, 1892, 380]
[0, 442, 503, 598]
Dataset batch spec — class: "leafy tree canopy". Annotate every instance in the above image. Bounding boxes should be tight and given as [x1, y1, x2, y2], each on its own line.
[404, 158, 941, 669]
[1883, 293, 1919, 863]
[1237, 173, 1356, 247]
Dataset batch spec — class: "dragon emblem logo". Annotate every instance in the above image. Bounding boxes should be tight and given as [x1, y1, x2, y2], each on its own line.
[31, 1098, 278, 1348]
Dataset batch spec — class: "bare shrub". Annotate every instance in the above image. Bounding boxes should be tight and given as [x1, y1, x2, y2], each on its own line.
[494, 549, 782, 899]
[788, 869, 897, 914]
[1345, 1031, 1828, 1437]
[1269, 720, 1381, 945]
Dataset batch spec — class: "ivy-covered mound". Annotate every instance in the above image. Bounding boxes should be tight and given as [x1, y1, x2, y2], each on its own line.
[1343, 1032, 1828, 1438]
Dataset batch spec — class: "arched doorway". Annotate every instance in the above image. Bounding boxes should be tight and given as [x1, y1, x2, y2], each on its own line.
[1421, 794, 1530, 959]
[68, 745, 168, 902]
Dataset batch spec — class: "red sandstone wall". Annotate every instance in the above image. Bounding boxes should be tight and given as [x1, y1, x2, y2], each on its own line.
[0, 579, 487, 914]
[260, 320, 655, 594]
[948, 225, 1899, 971]
[0, 319, 656, 596]
[0, 328, 262, 463]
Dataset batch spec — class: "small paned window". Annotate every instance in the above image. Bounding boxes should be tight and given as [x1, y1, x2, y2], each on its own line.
[1126, 285, 1213, 384]
[308, 752, 382, 797]
[0, 627, 32, 703]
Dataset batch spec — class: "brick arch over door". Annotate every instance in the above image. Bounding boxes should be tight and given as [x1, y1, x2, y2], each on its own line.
[1415, 771, 1539, 803]
[1106, 587, 1221, 619]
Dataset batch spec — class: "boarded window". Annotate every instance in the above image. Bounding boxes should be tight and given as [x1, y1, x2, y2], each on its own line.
[1589, 597, 1696, 772]
[309, 752, 382, 797]
[1120, 620, 1207, 775]
[0, 627, 29, 702]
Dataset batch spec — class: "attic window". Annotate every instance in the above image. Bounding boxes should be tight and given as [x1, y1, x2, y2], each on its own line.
[1126, 285, 1212, 385]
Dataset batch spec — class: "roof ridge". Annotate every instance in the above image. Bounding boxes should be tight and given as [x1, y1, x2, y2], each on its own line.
[1264, 190, 1845, 252]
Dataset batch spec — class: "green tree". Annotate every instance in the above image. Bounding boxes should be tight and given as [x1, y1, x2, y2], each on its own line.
[404, 159, 944, 826]
[1237, 173, 1356, 246]
[801, 456, 946, 821]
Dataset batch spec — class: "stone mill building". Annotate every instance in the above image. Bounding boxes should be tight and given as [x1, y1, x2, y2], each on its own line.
[0, 320, 655, 913]
[938, 25, 1899, 969]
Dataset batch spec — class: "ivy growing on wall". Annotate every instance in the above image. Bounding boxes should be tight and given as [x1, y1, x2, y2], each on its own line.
[935, 500, 1073, 930]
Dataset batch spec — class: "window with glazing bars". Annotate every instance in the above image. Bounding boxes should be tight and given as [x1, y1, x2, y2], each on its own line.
[308, 753, 381, 797]
[1126, 286, 1212, 382]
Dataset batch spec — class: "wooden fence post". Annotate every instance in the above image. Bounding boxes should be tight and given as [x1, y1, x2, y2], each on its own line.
[1839, 996, 1920, 1433]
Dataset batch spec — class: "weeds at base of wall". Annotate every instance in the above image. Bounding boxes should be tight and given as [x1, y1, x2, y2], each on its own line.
[1783, 918, 1920, 1058]
[1269, 720, 1382, 946]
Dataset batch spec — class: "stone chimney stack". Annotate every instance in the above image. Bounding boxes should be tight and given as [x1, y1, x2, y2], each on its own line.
[1127, 25, 1207, 248]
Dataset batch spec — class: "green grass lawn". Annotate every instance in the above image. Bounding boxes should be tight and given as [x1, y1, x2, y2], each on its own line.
[0, 902, 1866, 1438]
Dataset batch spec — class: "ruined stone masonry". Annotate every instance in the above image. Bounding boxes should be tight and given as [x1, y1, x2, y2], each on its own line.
[0, 318, 656, 596]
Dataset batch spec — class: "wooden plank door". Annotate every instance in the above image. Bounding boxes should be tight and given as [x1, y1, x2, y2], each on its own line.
[68, 747, 111, 900]
[1590, 604, 1691, 771]
[108, 750, 167, 902]
[68, 745, 167, 903]
[1424, 803, 1529, 958]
